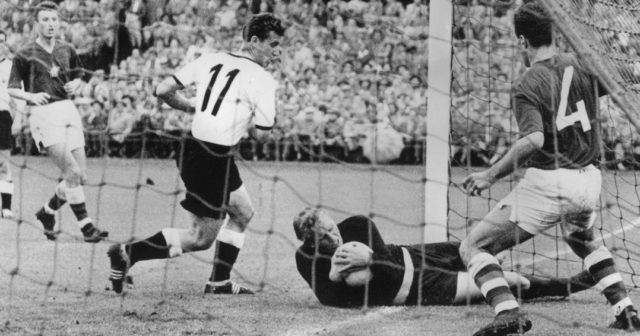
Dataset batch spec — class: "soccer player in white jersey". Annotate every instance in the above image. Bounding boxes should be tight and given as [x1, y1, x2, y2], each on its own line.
[0, 30, 15, 218]
[7, 2, 108, 242]
[107, 13, 286, 295]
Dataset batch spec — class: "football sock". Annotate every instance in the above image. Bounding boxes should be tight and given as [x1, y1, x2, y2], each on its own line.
[65, 185, 93, 229]
[584, 246, 633, 316]
[469, 252, 519, 315]
[210, 228, 245, 283]
[128, 231, 171, 265]
[0, 180, 12, 210]
[44, 181, 67, 214]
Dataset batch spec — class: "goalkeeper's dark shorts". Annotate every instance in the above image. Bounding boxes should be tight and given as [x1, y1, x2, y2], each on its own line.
[177, 136, 242, 219]
[404, 241, 464, 305]
[0, 111, 12, 150]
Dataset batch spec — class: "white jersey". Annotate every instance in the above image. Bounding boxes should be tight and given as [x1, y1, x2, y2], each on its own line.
[173, 52, 277, 146]
[0, 58, 11, 111]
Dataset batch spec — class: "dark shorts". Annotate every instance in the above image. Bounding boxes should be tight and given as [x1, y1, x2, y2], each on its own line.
[177, 137, 242, 219]
[405, 241, 465, 305]
[0, 111, 13, 150]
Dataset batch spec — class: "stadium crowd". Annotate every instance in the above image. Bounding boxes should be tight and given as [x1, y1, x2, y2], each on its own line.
[0, 0, 636, 167]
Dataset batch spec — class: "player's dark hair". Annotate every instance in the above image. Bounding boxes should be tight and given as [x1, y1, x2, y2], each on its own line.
[34, 1, 60, 21]
[0, 30, 5, 39]
[514, 1, 552, 48]
[242, 13, 285, 42]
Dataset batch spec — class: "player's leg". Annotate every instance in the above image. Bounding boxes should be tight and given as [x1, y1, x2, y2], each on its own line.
[205, 184, 255, 295]
[37, 143, 107, 242]
[108, 213, 225, 293]
[518, 270, 594, 300]
[0, 149, 13, 218]
[67, 146, 108, 241]
[459, 204, 535, 336]
[0, 110, 14, 218]
[453, 271, 531, 304]
[564, 226, 640, 330]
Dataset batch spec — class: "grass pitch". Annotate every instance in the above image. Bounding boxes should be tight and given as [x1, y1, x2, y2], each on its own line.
[0, 156, 639, 335]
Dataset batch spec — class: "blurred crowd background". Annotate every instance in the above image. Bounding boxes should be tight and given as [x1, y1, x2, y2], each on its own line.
[0, 0, 637, 168]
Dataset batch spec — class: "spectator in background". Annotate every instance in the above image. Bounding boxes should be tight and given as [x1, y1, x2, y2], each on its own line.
[107, 97, 136, 157]
[292, 106, 323, 161]
[84, 100, 109, 157]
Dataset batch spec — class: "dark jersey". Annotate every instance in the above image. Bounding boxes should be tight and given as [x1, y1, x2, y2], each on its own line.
[295, 216, 466, 307]
[512, 53, 605, 169]
[8, 39, 83, 105]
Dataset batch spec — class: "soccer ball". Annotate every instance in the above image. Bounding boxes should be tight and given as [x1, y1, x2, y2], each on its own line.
[344, 266, 373, 286]
[339, 241, 373, 286]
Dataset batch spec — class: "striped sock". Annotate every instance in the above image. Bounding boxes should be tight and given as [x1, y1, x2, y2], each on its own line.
[469, 252, 519, 315]
[584, 246, 633, 316]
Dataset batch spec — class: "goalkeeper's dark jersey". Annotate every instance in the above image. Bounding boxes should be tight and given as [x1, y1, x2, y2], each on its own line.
[512, 53, 606, 169]
[295, 216, 465, 307]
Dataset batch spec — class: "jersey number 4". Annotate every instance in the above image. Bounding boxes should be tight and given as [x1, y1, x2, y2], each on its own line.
[201, 64, 240, 116]
[556, 66, 591, 132]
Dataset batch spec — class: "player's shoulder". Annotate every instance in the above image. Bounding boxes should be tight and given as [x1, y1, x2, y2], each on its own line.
[14, 40, 39, 57]
[226, 52, 274, 79]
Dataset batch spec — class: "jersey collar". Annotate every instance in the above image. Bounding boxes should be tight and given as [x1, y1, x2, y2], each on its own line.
[228, 51, 260, 66]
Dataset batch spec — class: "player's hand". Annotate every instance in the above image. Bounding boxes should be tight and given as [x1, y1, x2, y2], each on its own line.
[64, 79, 83, 95]
[462, 170, 494, 196]
[333, 244, 373, 270]
[29, 92, 51, 106]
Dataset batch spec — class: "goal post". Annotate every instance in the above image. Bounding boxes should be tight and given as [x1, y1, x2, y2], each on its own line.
[424, 0, 453, 243]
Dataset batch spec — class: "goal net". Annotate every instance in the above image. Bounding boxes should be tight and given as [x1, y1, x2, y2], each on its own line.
[451, 0, 640, 296]
[3, 0, 640, 334]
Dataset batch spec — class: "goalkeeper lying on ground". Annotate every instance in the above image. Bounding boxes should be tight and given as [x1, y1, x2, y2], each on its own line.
[293, 207, 594, 307]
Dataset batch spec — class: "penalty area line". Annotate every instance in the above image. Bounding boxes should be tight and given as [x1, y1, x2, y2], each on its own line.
[279, 306, 405, 336]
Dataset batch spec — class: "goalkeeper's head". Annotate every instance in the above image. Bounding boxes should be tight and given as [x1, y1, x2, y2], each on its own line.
[514, 1, 552, 49]
[293, 207, 343, 253]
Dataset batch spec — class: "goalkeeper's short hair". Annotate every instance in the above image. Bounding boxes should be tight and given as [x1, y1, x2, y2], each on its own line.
[292, 207, 321, 242]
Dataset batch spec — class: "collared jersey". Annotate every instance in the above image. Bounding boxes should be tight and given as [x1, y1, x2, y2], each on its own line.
[8, 39, 83, 104]
[173, 52, 277, 146]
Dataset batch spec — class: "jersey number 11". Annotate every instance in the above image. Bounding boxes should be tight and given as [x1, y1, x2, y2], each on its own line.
[201, 64, 240, 116]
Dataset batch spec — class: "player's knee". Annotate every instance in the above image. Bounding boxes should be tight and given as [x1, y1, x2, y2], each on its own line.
[459, 240, 473, 265]
[64, 167, 84, 187]
[228, 207, 254, 230]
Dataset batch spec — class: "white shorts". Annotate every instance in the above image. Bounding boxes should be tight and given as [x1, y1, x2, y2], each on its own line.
[29, 100, 85, 152]
[497, 165, 602, 235]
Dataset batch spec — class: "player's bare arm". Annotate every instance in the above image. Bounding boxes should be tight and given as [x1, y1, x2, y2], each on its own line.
[7, 89, 50, 106]
[155, 76, 196, 113]
[463, 131, 543, 195]
[248, 128, 272, 142]
[155, 78, 195, 112]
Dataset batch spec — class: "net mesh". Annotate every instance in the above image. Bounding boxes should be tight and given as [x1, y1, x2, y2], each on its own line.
[2, 0, 640, 334]
[451, 0, 640, 304]
[0, 0, 430, 335]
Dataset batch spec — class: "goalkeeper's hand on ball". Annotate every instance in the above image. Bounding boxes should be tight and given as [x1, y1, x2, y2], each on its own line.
[329, 242, 374, 286]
